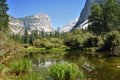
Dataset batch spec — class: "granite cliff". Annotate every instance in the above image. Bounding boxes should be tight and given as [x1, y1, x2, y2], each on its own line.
[73, 0, 120, 30]
[9, 14, 53, 34]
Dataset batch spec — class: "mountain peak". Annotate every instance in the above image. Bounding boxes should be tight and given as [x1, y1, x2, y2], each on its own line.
[60, 18, 78, 32]
[73, 0, 120, 30]
[9, 13, 53, 34]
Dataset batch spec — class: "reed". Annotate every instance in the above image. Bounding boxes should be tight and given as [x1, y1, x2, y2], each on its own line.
[10, 59, 31, 75]
[48, 63, 82, 80]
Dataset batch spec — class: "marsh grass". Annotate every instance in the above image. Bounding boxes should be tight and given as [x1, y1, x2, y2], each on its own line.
[48, 63, 83, 80]
[25, 47, 46, 53]
[10, 72, 43, 80]
[47, 48, 65, 54]
[10, 59, 31, 75]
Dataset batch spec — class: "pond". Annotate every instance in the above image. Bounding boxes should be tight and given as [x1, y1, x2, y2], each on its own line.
[26, 52, 120, 80]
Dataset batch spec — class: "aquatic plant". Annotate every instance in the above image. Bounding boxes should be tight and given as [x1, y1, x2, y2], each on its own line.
[10, 59, 31, 75]
[48, 63, 82, 80]
[25, 47, 46, 53]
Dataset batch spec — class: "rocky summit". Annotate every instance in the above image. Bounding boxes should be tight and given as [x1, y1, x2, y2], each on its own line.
[9, 14, 53, 34]
[73, 0, 120, 30]
[60, 18, 78, 32]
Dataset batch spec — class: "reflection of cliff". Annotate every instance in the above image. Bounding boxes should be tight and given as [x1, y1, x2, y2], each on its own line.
[32, 58, 64, 68]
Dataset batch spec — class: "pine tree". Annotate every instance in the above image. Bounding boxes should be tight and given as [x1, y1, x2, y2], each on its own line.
[0, 0, 9, 32]
[23, 29, 29, 44]
[102, 0, 120, 31]
[88, 3, 103, 34]
[57, 27, 60, 38]
[41, 29, 44, 38]
[88, 0, 120, 34]
[29, 34, 35, 45]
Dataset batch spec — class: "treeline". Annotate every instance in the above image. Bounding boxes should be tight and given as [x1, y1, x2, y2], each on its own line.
[64, 29, 120, 51]
[64, 0, 120, 52]
[88, 0, 120, 34]
[88, 0, 120, 51]
[10, 29, 66, 45]
[8, 0, 120, 53]
[11, 0, 120, 52]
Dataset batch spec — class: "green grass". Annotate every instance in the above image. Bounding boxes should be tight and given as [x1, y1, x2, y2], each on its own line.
[48, 63, 82, 80]
[25, 46, 66, 54]
[10, 59, 31, 75]
[25, 47, 46, 53]
[0, 65, 5, 73]
[9, 72, 43, 80]
[47, 48, 66, 54]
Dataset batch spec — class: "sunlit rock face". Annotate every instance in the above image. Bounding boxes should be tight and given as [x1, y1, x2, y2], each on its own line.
[73, 0, 120, 30]
[9, 14, 53, 34]
[60, 18, 78, 32]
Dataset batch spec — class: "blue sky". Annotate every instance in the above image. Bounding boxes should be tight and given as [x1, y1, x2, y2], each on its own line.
[7, 0, 86, 29]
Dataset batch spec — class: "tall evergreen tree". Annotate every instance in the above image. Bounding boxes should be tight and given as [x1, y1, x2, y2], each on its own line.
[29, 34, 35, 45]
[57, 27, 60, 38]
[23, 29, 29, 44]
[0, 0, 9, 32]
[88, 3, 103, 34]
[41, 29, 44, 38]
[102, 0, 120, 31]
[88, 0, 120, 34]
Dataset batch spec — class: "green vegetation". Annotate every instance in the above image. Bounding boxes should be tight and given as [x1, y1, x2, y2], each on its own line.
[0, 0, 120, 80]
[63, 0, 120, 53]
[101, 30, 120, 51]
[64, 29, 101, 51]
[33, 38, 63, 49]
[25, 47, 46, 53]
[48, 63, 82, 80]
[87, 0, 120, 52]
[88, 0, 120, 34]
[0, 0, 9, 32]
[10, 59, 31, 75]
[0, 65, 5, 73]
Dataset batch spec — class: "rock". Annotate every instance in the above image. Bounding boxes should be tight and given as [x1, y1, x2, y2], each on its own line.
[9, 14, 53, 34]
[73, 0, 120, 30]
[77, 19, 91, 30]
[117, 66, 120, 68]
[60, 18, 78, 32]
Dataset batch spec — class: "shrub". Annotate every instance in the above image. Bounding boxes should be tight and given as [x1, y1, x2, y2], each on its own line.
[97, 35, 104, 47]
[83, 35, 99, 47]
[4, 39, 24, 53]
[64, 35, 81, 49]
[48, 63, 81, 80]
[33, 38, 63, 49]
[102, 30, 120, 51]
[23, 44, 31, 48]
[64, 30, 96, 50]
[33, 39, 42, 47]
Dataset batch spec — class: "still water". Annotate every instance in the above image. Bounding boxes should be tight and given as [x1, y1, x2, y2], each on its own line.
[26, 52, 120, 80]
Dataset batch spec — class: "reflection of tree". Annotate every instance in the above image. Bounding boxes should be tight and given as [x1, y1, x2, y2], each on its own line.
[87, 57, 120, 80]
[63, 52, 80, 62]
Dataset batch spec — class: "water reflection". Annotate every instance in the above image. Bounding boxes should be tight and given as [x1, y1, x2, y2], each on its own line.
[32, 58, 64, 68]
[26, 52, 120, 80]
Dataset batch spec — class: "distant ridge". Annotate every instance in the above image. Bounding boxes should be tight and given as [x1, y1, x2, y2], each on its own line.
[9, 13, 53, 34]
